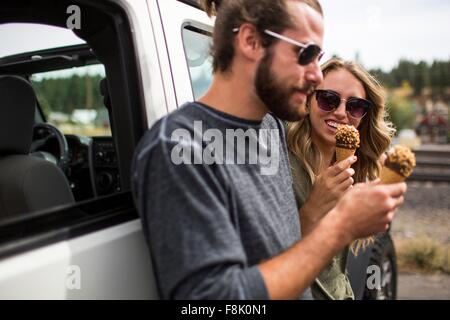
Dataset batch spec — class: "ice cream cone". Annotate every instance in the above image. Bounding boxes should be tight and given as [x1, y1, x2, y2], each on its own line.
[380, 145, 416, 184]
[336, 147, 356, 162]
[379, 166, 405, 184]
[335, 124, 360, 163]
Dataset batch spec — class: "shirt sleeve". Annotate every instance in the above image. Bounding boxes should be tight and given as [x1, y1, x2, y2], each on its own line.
[132, 124, 269, 300]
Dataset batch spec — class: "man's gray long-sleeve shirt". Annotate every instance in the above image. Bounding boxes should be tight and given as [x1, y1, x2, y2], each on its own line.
[132, 102, 312, 300]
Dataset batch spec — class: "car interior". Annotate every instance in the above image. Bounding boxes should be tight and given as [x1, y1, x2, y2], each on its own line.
[0, 74, 75, 218]
[0, 43, 123, 218]
[0, 0, 147, 224]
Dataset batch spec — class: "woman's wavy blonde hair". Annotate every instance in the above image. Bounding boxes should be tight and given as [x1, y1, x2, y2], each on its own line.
[287, 58, 396, 255]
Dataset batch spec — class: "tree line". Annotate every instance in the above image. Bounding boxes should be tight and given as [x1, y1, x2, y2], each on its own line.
[370, 59, 450, 96]
[32, 74, 104, 115]
[31, 58, 449, 117]
[369, 59, 449, 133]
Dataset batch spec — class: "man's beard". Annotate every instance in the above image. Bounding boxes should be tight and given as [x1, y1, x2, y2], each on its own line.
[255, 49, 313, 121]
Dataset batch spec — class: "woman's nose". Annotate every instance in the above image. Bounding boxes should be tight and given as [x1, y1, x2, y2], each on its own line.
[334, 100, 347, 119]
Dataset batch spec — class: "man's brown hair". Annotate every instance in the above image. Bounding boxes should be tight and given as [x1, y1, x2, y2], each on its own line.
[200, 0, 323, 73]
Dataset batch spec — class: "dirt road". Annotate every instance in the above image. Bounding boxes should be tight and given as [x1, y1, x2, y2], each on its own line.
[398, 272, 450, 300]
[392, 181, 449, 300]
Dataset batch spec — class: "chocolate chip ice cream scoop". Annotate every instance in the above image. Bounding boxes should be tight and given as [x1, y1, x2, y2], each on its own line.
[335, 124, 360, 162]
[335, 124, 360, 149]
[382, 145, 416, 181]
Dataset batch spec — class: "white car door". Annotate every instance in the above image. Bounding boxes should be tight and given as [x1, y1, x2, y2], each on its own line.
[0, 0, 213, 300]
[0, 0, 166, 299]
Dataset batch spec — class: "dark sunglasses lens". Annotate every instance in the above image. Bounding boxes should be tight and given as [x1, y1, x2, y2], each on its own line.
[298, 45, 322, 65]
[316, 91, 340, 112]
[347, 99, 371, 118]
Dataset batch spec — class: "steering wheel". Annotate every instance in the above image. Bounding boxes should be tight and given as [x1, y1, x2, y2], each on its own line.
[30, 123, 70, 175]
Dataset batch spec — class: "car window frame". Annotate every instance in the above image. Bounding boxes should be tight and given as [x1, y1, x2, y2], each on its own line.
[181, 23, 213, 100]
[0, 0, 147, 260]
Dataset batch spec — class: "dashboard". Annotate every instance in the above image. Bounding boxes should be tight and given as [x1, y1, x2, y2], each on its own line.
[34, 133, 121, 201]
[89, 136, 121, 197]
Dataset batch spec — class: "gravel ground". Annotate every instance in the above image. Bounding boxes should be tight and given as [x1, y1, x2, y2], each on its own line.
[391, 181, 450, 300]
[391, 181, 450, 244]
[398, 272, 450, 300]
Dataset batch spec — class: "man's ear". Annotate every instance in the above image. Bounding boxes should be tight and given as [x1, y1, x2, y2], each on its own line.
[235, 23, 264, 62]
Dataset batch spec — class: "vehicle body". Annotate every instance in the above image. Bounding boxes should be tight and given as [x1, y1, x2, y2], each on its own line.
[0, 0, 396, 299]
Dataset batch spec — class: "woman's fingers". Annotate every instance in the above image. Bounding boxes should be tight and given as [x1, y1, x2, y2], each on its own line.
[339, 176, 354, 190]
[331, 156, 357, 176]
[334, 167, 355, 184]
[317, 156, 357, 200]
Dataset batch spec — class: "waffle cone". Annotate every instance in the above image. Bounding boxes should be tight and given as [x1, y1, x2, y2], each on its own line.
[336, 147, 356, 162]
[379, 166, 405, 184]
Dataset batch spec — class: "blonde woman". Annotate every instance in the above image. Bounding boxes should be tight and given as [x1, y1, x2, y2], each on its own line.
[287, 58, 395, 300]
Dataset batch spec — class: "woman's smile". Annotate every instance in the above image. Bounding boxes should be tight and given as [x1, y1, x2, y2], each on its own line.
[324, 119, 346, 134]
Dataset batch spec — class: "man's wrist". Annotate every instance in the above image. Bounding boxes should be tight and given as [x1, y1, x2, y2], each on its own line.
[319, 208, 352, 251]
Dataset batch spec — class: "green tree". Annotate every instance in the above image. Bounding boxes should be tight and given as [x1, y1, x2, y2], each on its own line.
[370, 68, 395, 88]
[370, 58, 449, 96]
[412, 61, 430, 96]
[386, 94, 416, 132]
[32, 74, 106, 114]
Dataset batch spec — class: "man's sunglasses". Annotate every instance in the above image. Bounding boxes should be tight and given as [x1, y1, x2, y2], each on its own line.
[232, 28, 324, 66]
[314, 89, 373, 119]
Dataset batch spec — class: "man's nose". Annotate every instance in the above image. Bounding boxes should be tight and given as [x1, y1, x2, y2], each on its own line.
[305, 60, 323, 87]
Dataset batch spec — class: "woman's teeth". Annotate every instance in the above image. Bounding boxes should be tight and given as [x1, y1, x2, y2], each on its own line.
[326, 121, 341, 128]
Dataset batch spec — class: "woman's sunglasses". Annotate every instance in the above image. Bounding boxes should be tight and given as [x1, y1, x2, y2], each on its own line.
[314, 89, 373, 119]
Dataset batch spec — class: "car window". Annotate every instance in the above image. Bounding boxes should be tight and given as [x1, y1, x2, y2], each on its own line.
[30, 65, 111, 136]
[182, 25, 213, 100]
[0, 22, 120, 222]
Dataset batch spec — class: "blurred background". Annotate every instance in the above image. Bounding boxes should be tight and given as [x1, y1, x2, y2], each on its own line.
[321, 0, 450, 299]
